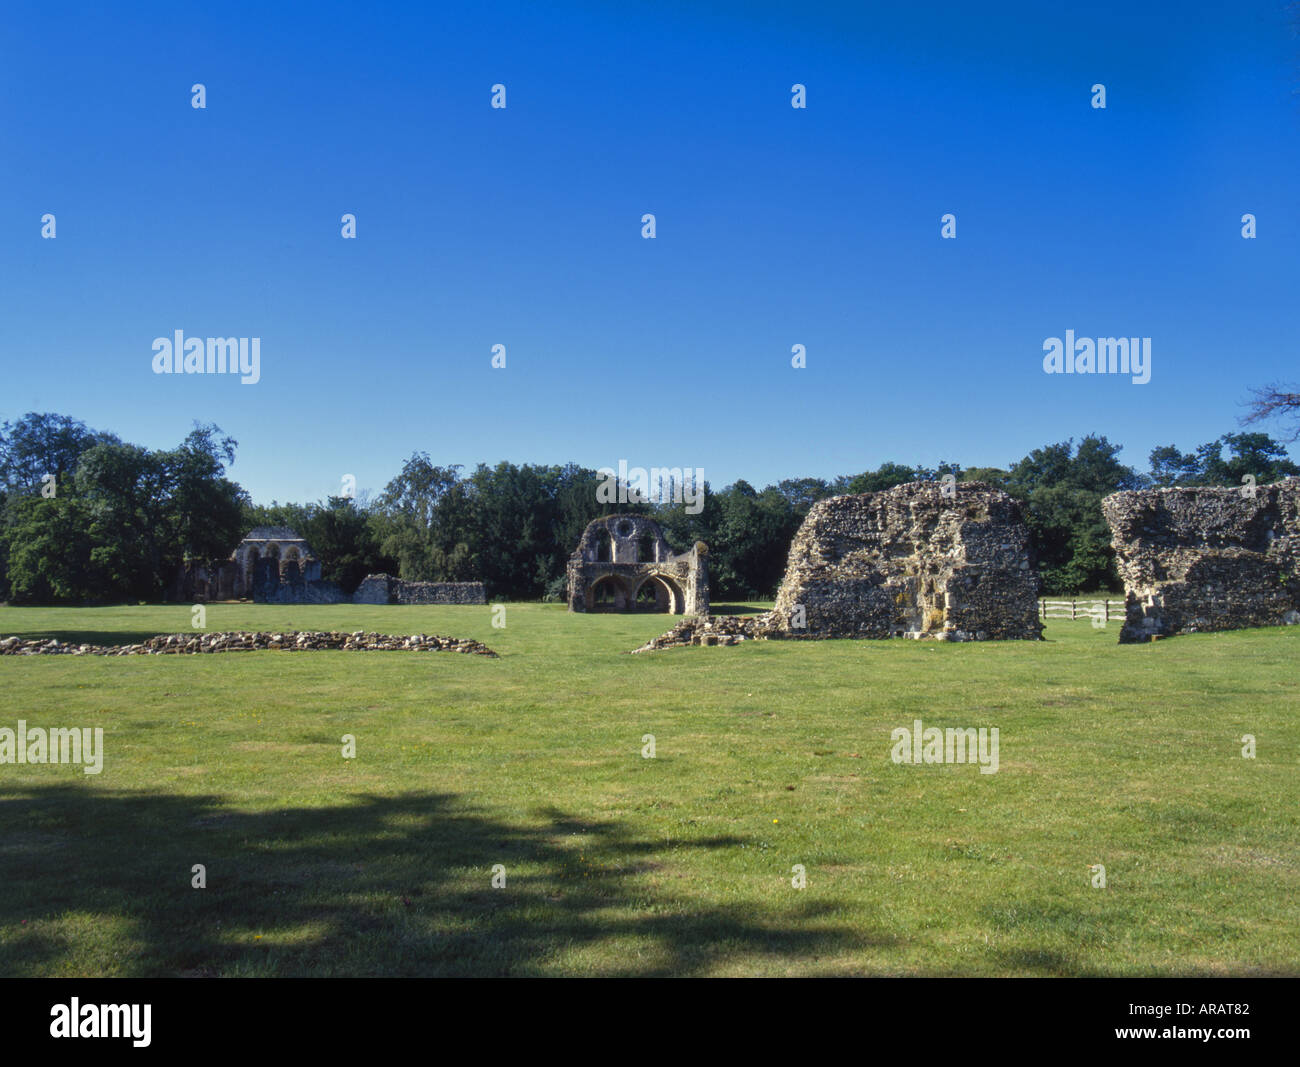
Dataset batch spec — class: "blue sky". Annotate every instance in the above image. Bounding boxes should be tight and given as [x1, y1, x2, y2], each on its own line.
[2, 0, 1297, 504]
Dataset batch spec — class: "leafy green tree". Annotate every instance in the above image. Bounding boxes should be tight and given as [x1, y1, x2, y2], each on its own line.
[0, 412, 118, 493]
[2, 421, 247, 603]
[1148, 432, 1298, 487]
[1005, 435, 1143, 594]
[1148, 445, 1202, 487]
[843, 461, 922, 494]
[2, 491, 98, 603]
[960, 466, 1012, 490]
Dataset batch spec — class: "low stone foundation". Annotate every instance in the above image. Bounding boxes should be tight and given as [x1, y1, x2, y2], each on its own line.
[0, 631, 498, 657]
[351, 575, 488, 605]
[1102, 479, 1300, 643]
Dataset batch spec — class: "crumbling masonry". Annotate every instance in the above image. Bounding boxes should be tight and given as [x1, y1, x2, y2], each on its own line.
[771, 482, 1042, 640]
[1102, 479, 1300, 643]
[633, 481, 1042, 650]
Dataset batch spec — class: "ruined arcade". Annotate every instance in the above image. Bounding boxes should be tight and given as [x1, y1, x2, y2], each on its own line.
[567, 514, 708, 615]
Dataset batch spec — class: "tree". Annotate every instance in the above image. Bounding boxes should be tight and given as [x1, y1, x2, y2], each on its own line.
[0, 412, 118, 493]
[2, 493, 98, 603]
[1148, 432, 1298, 487]
[843, 462, 923, 495]
[1243, 383, 1300, 441]
[1005, 436, 1143, 594]
[2, 421, 248, 603]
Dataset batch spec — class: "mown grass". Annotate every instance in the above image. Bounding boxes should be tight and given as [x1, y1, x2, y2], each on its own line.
[0, 602, 1296, 976]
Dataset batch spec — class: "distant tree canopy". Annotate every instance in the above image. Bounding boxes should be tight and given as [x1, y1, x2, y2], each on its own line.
[1148, 432, 1300, 488]
[1, 413, 1296, 604]
[0, 415, 246, 604]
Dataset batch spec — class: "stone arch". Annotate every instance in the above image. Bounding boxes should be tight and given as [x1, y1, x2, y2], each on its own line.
[631, 572, 684, 613]
[586, 574, 631, 611]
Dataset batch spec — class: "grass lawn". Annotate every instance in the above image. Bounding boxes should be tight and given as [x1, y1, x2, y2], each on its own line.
[0, 602, 1296, 977]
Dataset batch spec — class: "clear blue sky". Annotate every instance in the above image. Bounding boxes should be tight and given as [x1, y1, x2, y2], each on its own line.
[2, 0, 1297, 504]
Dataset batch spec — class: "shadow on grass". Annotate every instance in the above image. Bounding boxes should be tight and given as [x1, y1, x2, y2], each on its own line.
[0, 787, 890, 977]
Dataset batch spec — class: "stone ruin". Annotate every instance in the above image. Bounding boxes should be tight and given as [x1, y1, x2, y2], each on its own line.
[633, 481, 1042, 650]
[352, 575, 486, 605]
[1101, 478, 1300, 643]
[171, 527, 487, 606]
[771, 481, 1042, 640]
[171, 526, 323, 602]
[567, 514, 708, 615]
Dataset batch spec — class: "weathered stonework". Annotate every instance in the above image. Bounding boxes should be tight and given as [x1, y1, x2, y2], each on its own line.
[630, 613, 780, 652]
[352, 575, 488, 605]
[631, 482, 1042, 651]
[1101, 479, 1300, 643]
[567, 514, 708, 615]
[770, 482, 1042, 641]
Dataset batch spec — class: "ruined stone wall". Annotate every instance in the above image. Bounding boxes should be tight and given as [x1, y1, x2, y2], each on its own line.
[1101, 479, 1300, 643]
[770, 482, 1042, 641]
[351, 575, 487, 605]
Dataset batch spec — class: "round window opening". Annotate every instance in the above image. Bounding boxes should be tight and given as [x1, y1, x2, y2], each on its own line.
[616, 520, 634, 538]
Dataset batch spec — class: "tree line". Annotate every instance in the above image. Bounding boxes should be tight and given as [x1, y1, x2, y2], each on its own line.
[1, 411, 1296, 605]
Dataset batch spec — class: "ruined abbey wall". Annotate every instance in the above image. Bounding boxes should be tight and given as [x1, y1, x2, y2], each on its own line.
[635, 481, 1043, 650]
[1101, 479, 1300, 643]
[770, 481, 1042, 641]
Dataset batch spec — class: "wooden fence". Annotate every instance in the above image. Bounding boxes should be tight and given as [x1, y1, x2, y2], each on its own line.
[1039, 598, 1123, 622]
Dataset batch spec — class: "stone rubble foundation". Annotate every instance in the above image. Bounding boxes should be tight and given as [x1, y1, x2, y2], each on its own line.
[0, 631, 498, 657]
[629, 614, 780, 653]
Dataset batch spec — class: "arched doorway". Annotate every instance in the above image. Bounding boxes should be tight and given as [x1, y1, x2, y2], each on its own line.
[243, 546, 261, 597]
[587, 575, 630, 611]
[631, 573, 684, 613]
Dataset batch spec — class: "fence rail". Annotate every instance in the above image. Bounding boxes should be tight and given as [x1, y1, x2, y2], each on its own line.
[1039, 598, 1123, 621]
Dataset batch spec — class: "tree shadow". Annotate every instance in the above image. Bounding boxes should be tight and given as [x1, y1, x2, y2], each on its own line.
[0, 786, 890, 976]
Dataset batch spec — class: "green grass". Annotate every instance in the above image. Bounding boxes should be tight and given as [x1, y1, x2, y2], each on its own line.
[1, 602, 1296, 976]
